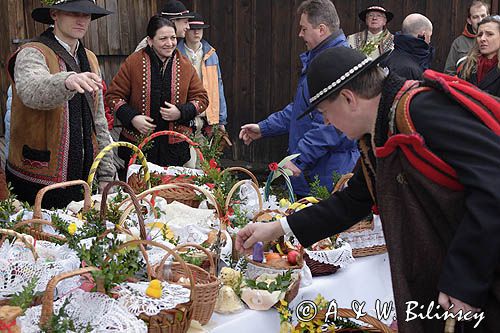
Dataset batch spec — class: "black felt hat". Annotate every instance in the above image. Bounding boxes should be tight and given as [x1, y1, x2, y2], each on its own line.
[32, 0, 112, 25]
[359, 5, 394, 23]
[188, 12, 210, 29]
[160, 0, 195, 20]
[298, 47, 390, 120]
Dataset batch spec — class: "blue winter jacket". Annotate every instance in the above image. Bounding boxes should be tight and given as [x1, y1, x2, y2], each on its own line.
[258, 31, 359, 196]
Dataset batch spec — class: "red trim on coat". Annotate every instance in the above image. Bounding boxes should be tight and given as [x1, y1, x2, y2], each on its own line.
[375, 134, 464, 191]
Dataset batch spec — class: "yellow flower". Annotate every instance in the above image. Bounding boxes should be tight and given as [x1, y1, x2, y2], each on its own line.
[67, 223, 77, 235]
[279, 299, 288, 307]
[162, 225, 175, 240]
[279, 198, 291, 208]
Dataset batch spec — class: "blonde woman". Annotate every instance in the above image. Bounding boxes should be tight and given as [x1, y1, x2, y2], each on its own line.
[459, 15, 500, 97]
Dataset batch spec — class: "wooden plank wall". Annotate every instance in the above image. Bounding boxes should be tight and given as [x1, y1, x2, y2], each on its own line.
[172, 0, 497, 164]
[1, 0, 498, 165]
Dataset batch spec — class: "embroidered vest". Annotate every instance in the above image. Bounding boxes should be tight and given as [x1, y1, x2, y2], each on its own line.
[7, 42, 100, 185]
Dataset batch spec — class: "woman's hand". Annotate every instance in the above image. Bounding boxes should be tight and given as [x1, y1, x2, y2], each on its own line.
[131, 115, 156, 134]
[160, 102, 181, 121]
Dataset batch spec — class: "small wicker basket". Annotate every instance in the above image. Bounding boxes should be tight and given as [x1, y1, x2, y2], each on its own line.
[155, 243, 221, 325]
[128, 130, 204, 208]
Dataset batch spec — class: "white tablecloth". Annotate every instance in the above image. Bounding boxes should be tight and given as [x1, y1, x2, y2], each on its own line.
[205, 253, 395, 333]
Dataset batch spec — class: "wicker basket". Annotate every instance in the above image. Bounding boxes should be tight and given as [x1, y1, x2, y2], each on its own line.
[154, 243, 220, 325]
[110, 239, 195, 333]
[11, 180, 91, 243]
[333, 174, 387, 258]
[128, 131, 204, 208]
[303, 253, 339, 276]
[38, 267, 100, 329]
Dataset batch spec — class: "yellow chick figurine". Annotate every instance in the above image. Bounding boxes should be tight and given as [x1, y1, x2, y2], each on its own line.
[146, 279, 163, 299]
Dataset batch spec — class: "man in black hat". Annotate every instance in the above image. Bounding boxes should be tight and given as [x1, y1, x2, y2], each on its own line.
[135, 0, 194, 51]
[380, 13, 434, 80]
[348, 5, 394, 58]
[236, 46, 500, 332]
[6, 0, 116, 208]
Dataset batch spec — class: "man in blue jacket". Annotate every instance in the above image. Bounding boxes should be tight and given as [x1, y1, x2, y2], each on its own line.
[239, 0, 359, 197]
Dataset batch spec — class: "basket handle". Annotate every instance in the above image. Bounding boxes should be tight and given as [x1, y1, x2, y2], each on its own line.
[128, 130, 204, 166]
[99, 181, 147, 240]
[11, 219, 67, 243]
[108, 240, 195, 299]
[221, 167, 259, 186]
[332, 173, 354, 194]
[337, 308, 394, 333]
[160, 242, 216, 276]
[33, 180, 91, 219]
[39, 267, 100, 328]
[88, 141, 150, 191]
[0, 228, 38, 261]
[224, 180, 263, 220]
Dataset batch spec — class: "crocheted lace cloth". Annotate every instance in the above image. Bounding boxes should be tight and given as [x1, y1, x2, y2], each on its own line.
[127, 162, 204, 180]
[116, 281, 191, 316]
[305, 239, 354, 267]
[18, 289, 148, 333]
[0, 240, 80, 298]
[339, 215, 386, 249]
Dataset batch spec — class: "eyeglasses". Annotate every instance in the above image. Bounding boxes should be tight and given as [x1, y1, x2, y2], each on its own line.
[367, 13, 385, 19]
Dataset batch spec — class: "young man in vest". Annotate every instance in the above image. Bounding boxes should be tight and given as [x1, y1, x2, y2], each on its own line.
[7, 0, 117, 208]
[236, 47, 500, 332]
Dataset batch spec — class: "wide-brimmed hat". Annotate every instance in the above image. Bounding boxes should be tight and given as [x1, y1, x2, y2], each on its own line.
[32, 0, 112, 25]
[358, 6, 394, 23]
[298, 47, 390, 119]
[160, 0, 195, 20]
[188, 12, 210, 29]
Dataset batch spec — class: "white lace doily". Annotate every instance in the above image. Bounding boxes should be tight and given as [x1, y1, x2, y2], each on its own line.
[340, 215, 386, 250]
[0, 241, 81, 299]
[17, 289, 148, 333]
[305, 239, 354, 268]
[10, 209, 84, 237]
[127, 162, 203, 181]
[116, 281, 191, 316]
[244, 260, 302, 280]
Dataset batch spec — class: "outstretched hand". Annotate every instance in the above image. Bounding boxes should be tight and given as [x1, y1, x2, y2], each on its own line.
[65, 72, 103, 93]
[239, 123, 262, 145]
[235, 221, 285, 254]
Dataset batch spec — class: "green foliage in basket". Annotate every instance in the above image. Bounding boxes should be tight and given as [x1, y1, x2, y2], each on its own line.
[80, 234, 141, 294]
[9, 277, 40, 312]
[244, 270, 293, 294]
[41, 296, 92, 333]
[0, 183, 24, 229]
[51, 210, 141, 293]
[194, 159, 238, 214]
[190, 126, 226, 163]
[308, 175, 331, 201]
[133, 130, 154, 154]
[229, 204, 250, 229]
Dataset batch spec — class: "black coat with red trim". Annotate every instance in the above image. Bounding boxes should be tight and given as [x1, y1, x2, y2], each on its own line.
[287, 74, 500, 332]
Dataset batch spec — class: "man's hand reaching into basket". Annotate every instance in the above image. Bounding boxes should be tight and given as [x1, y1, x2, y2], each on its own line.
[235, 221, 285, 254]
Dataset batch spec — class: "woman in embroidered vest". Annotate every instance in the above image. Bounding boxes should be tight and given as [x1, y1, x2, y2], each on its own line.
[459, 16, 500, 97]
[106, 15, 208, 180]
[347, 6, 394, 58]
[6, 0, 116, 209]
